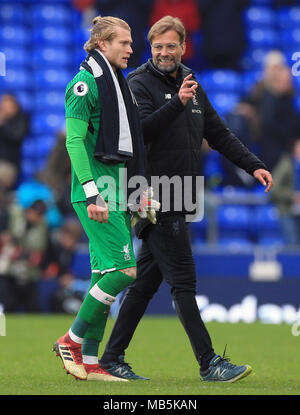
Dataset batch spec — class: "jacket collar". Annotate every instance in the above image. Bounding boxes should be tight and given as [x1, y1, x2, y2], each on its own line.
[127, 59, 193, 86]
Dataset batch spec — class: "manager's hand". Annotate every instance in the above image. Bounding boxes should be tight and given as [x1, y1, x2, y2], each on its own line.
[178, 74, 198, 106]
[253, 169, 273, 193]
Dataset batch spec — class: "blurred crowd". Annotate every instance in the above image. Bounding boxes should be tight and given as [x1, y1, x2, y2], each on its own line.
[0, 0, 300, 313]
[0, 93, 85, 313]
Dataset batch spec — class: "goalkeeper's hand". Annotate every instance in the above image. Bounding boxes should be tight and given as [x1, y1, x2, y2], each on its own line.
[83, 180, 108, 223]
[129, 187, 160, 228]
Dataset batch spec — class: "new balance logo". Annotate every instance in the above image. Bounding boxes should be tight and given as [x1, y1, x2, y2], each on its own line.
[114, 367, 128, 376]
[165, 93, 172, 100]
[212, 367, 227, 379]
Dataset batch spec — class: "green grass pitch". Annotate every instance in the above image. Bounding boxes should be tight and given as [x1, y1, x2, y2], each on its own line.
[0, 313, 299, 396]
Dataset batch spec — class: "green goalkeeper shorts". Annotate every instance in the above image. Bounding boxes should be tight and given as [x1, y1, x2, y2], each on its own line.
[73, 201, 136, 274]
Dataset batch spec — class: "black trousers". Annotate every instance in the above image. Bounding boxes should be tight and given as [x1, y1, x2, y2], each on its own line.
[100, 215, 215, 369]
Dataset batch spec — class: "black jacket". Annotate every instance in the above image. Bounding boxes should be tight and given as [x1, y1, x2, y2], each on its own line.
[127, 59, 267, 237]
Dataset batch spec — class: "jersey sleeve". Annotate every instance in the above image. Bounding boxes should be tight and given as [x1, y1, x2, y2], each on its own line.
[65, 117, 93, 185]
[65, 70, 98, 122]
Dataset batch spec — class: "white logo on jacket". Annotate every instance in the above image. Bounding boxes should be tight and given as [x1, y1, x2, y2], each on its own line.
[192, 95, 199, 106]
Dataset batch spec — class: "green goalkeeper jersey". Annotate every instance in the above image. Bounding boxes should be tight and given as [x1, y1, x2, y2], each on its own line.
[65, 69, 126, 208]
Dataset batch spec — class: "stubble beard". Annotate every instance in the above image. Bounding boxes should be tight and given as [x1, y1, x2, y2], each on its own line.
[153, 57, 180, 74]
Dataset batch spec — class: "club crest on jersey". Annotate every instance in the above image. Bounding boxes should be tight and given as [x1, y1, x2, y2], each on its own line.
[121, 243, 131, 261]
[73, 81, 89, 96]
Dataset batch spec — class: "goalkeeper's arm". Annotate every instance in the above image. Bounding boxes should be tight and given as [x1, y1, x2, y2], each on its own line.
[65, 117, 108, 223]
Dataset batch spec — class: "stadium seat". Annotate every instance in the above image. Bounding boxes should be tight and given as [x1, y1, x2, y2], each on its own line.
[20, 159, 37, 179]
[244, 6, 276, 27]
[15, 90, 34, 113]
[0, 4, 28, 24]
[1, 68, 32, 90]
[21, 138, 37, 159]
[217, 205, 251, 239]
[246, 27, 279, 48]
[218, 237, 253, 251]
[71, 251, 91, 279]
[31, 4, 74, 25]
[190, 216, 208, 241]
[280, 28, 300, 48]
[0, 24, 30, 46]
[32, 47, 74, 69]
[75, 27, 90, 45]
[252, 205, 282, 242]
[283, 49, 300, 70]
[34, 68, 74, 89]
[198, 70, 244, 93]
[203, 151, 223, 181]
[277, 7, 300, 29]
[35, 135, 57, 157]
[34, 91, 66, 112]
[257, 236, 285, 247]
[75, 47, 87, 68]
[241, 47, 274, 70]
[207, 92, 240, 117]
[32, 26, 73, 46]
[31, 113, 65, 135]
[1, 46, 30, 68]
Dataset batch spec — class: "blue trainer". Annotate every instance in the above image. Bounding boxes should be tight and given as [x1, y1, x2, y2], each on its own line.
[200, 354, 252, 383]
[99, 355, 150, 380]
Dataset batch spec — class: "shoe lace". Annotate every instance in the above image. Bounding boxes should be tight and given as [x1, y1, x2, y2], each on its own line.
[222, 344, 229, 361]
[119, 360, 135, 374]
[217, 344, 235, 369]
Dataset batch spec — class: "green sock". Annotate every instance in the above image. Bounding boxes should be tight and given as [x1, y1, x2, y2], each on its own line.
[70, 315, 90, 339]
[70, 271, 102, 338]
[82, 338, 100, 358]
[77, 270, 134, 337]
[84, 271, 106, 341]
[81, 272, 105, 361]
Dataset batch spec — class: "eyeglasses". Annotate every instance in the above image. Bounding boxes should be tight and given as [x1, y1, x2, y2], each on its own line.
[151, 43, 182, 53]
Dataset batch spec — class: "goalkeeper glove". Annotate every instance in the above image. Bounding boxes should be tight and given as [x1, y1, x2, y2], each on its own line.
[129, 187, 160, 228]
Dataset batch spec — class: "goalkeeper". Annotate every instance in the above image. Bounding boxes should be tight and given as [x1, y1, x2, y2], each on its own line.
[53, 15, 159, 382]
